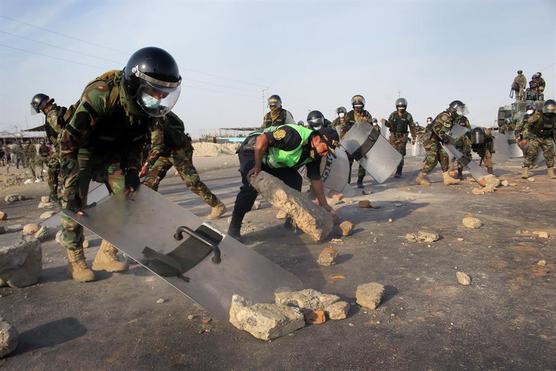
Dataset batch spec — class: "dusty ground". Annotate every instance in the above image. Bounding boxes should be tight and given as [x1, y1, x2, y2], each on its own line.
[0, 156, 554, 370]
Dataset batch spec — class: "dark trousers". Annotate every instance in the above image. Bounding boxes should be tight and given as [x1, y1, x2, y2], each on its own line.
[229, 150, 303, 230]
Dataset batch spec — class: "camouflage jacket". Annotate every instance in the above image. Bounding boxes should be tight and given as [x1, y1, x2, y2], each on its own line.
[513, 75, 527, 90]
[521, 111, 555, 139]
[331, 116, 350, 138]
[346, 110, 372, 126]
[25, 144, 37, 159]
[262, 108, 295, 128]
[425, 110, 456, 141]
[59, 69, 154, 202]
[44, 103, 76, 146]
[385, 111, 416, 138]
[146, 112, 189, 167]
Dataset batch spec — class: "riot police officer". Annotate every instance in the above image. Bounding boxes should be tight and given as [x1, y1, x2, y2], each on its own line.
[383, 98, 417, 177]
[346, 95, 373, 188]
[261, 95, 295, 128]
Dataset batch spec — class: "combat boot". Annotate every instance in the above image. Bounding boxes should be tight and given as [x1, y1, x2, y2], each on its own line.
[416, 172, 431, 186]
[548, 168, 556, 179]
[66, 248, 96, 282]
[92, 241, 129, 272]
[207, 202, 226, 220]
[521, 167, 529, 179]
[442, 172, 461, 186]
[356, 176, 364, 189]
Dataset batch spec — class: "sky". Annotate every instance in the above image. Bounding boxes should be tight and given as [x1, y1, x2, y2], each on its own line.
[0, 0, 555, 137]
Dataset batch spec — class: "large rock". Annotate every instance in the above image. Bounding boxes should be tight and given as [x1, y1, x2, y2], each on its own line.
[325, 301, 350, 320]
[0, 235, 42, 288]
[275, 288, 340, 310]
[249, 172, 334, 242]
[0, 318, 18, 358]
[462, 216, 482, 229]
[229, 294, 305, 341]
[356, 282, 385, 310]
[456, 271, 472, 286]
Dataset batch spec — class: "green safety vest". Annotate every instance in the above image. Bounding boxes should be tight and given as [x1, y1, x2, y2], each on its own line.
[262, 124, 314, 168]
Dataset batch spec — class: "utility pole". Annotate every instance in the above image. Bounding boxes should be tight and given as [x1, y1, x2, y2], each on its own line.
[261, 88, 269, 119]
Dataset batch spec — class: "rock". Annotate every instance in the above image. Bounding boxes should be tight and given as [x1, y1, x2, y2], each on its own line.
[462, 216, 482, 229]
[0, 236, 42, 288]
[250, 172, 334, 242]
[229, 294, 305, 341]
[317, 246, 339, 267]
[478, 174, 500, 188]
[39, 211, 56, 220]
[22, 223, 40, 236]
[303, 309, 326, 325]
[527, 177, 535, 182]
[501, 180, 509, 187]
[456, 271, 471, 286]
[55, 230, 63, 244]
[37, 202, 55, 209]
[358, 200, 371, 208]
[156, 298, 165, 304]
[472, 188, 485, 195]
[4, 194, 22, 203]
[82, 239, 90, 249]
[404, 233, 417, 243]
[40, 196, 50, 203]
[532, 231, 549, 239]
[187, 314, 198, 321]
[356, 282, 385, 310]
[0, 211, 7, 221]
[339, 221, 353, 237]
[325, 301, 350, 320]
[252, 200, 261, 210]
[33, 226, 49, 241]
[405, 231, 439, 243]
[275, 288, 340, 310]
[537, 260, 546, 267]
[0, 318, 18, 358]
[6, 225, 22, 233]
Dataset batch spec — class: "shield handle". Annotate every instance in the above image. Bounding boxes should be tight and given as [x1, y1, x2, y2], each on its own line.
[174, 226, 222, 264]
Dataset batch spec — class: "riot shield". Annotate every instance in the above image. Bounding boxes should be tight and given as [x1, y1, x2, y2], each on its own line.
[449, 124, 469, 141]
[443, 143, 489, 181]
[492, 132, 511, 163]
[341, 122, 402, 183]
[64, 187, 302, 320]
[320, 147, 355, 196]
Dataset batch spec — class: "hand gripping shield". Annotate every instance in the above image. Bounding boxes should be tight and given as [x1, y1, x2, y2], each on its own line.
[341, 122, 402, 183]
[63, 187, 302, 320]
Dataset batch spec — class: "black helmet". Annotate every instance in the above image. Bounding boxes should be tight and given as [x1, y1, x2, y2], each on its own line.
[307, 110, 325, 129]
[351, 95, 365, 108]
[448, 100, 468, 116]
[532, 73, 540, 79]
[537, 72, 542, 77]
[316, 127, 340, 156]
[30, 93, 53, 114]
[336, 106, 347, 115]
[517, 70, 523, 74]
[123, 46, 181, 117]
[543, 99, 556, 114]
[268, 95, 282, 108]
[395, 97, 407, 108]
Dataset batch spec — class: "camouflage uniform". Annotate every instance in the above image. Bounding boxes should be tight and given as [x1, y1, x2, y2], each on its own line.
[384, 110, 416, 176]
[143, 112, 220, 207]
[450, 115, 472, 176]
[35, 143, 50, 179]
[521, 111, 555, 169]
[421, 110, 455, 174]
[346, 109, 373, 184]
[332, 116, 352, 139]
[512, 74, 527, 102]
[24, 143, 37, 179]
[262, 108, 295, 128]
[59, 70, 152, 253]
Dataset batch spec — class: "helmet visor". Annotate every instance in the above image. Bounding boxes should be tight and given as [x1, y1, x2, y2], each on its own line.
[456, 105, 468, 116]
[137, 80, 181, 117]
[30, 104, 40, 115]
[544, 103, 556, 114]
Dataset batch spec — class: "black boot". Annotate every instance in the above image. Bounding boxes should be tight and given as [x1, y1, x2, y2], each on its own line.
[227, 212, 244, 242]
[357, 176, 364, 189]
[457, 167, 463, 179]
[394, 159, 404, 178]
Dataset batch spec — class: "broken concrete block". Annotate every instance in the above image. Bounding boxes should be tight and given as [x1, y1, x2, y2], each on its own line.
[339, 221, 353, 237]
[405, 231, 440, 243]
[0, 211, 7, 221]
[317, 246, 339, 267]
[303, 309, 326, 325]
[356, 282, 385, 310]
[501, 180, 509, 187]
[39, 211, 56, 220]
[532, 231, 549, 239]
[0, 235, 41, 288]
[537, 260, 547, 267]
[456, 271, 471, 286]
[22, 223, 40, 236]
[229, 294, 305, 341]
[0, 318, 18, 358]
[250, 172, 334, 242]
[462, 216, 482, 229]
[325, 301, 350, 320]
[478, 174, 500, 188]
[275, 288, 340, 310]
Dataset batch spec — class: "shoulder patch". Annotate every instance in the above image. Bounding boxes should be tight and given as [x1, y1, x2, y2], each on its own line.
[273, 129, 287, 140]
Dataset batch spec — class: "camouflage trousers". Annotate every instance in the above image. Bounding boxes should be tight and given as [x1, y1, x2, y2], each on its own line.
[47, 153, 61, 198]
[389, 133, 408, 156]
[483, 149, 493, 168]
[523, 137, 555, 168]
[60, 163, 124, 252]
[33, 156, 48, 178]
[450, 138, 472, 171]
[143, 144, 220, 207]
[421, 138, 450, 174]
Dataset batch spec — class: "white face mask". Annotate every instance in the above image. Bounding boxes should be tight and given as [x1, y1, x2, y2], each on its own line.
[526, 109, 534, 115]
[339, 112, 345, 118]
[140, 93, 161, 109]
[427, 120, 432, 124]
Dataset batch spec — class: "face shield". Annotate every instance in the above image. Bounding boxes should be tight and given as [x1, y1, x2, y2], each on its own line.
[338, 112, 345, 118]
[30, 104, 40, 115]
[455, 105, 468, 116]
[396, 105, 407, 112]
[543, 103, 556, 114]
[132, 66, 181, 117]
[308, 116, 325, 129]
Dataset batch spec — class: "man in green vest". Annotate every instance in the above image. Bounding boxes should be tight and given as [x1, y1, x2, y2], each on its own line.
[227, 124, 339, 240]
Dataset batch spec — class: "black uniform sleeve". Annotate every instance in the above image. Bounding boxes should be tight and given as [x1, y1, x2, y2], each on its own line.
[264, 126, 301, 151]
[305, 159, 321, 180]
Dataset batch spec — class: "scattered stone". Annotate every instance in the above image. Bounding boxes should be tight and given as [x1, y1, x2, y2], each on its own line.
[457, 237, 464, 242]
[472, 188, 485, 195]
[325, 301, 350, 320]
[527, 177, 535, 182]
[532, 231, 549, 239]
[0, 236, 42, 288]
[156, 298, 166, 304]
[330, 238, 343, 243]
[229, 294, 305, 341]
[317, 246, 339, 266]
[0, 318, 18, 358]
[187, 314, 198, 321]
[405, 231, 440, 243]
[40, 196, 50, 203]
[456, 271, 472, 286]
[501, 180, 509, 187]
[55, 230, 63, 244]
[22, 223, 40, 236]
[388, 218, 393, 223]
[4, 194, 24, 203]
[6, 225, 22, 233]
[339, 221, 353, 237]
[250, 172, 334, 242]
[39, 211, 56, 220]
[462, 216, 482, 229]
[356, 282, 385, 310]
[252, 200, 261, 210]
[275, 288, 340, 310]
[358, 200, 370, 208]
[537, 260, 546, 267]
[37, 202, 55, 209]
[0, 211, 7, 221]
[478, 174, 500, 188]
[303, 309, 326, 325]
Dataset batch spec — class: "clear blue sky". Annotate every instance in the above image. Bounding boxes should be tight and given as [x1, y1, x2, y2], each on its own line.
[1, 0, 555, 137]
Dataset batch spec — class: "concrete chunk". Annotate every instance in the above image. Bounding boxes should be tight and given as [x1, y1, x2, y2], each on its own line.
[0, 236, 42, 288]
[250, 172, 334, 242]
[229, 294, 305, 341]
[0, 318, 18, 358]
[462, 216, 482, 229]
[356, 282, 385, 310]
[325, 301, 350, 320]
[275, 288, 340, 310]
[317, 246, 339, 266]
[456, 271, 472, 286]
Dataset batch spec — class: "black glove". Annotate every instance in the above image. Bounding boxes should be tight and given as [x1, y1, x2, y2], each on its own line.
[125, 168, 140, 191]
